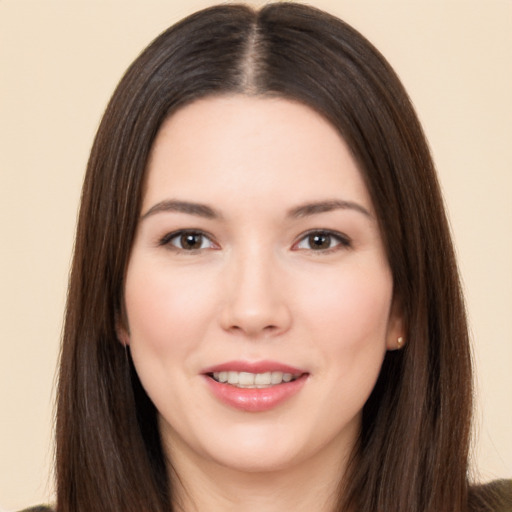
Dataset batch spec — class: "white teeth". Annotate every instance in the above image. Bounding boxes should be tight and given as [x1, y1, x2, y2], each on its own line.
[271, 371, 283, 384]
[239, 372, 254, 386]
[211, 370, 300, 388]
[254, 372, 271, 386]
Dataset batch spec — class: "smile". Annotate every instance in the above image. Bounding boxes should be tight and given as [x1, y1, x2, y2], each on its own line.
[210, 371, 301, 388]
[202, 362, 309, 412]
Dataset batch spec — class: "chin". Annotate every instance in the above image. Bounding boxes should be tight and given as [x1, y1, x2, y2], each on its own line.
[207, 443, 305, 475]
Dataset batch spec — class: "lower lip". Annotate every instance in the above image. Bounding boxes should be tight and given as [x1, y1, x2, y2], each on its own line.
[204, 374, 308, 412]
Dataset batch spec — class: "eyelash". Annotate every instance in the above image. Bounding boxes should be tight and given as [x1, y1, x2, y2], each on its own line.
[158, 229, 351, 254]
[158, 230, 218, 253]
[292, 229, 352, 253]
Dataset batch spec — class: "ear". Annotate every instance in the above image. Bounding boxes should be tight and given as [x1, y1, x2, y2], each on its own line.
[115, 312, 130, 347]
[385, 295, 405, 351]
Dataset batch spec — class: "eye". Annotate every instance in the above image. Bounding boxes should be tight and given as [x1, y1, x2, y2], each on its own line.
[160, 230, 217, 251]
[294, 230, 351, 252]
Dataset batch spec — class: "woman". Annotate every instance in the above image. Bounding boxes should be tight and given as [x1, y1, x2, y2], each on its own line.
[21, 2, 511, 511]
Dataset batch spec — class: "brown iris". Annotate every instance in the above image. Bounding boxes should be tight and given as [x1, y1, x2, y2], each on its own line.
[180, 232, 204, 250]
[308, 233, 332, 250]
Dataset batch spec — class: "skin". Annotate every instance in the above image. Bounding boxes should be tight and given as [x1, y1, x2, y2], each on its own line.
[119, 95, 403, 512]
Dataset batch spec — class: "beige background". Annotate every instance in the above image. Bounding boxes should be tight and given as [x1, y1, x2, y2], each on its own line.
[1, 0, 511, 509]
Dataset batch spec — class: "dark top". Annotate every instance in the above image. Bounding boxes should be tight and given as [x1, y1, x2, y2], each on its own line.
[18, 479, 512, 512]
[19, 508, 53, 512]
[468, 479, 512, 512]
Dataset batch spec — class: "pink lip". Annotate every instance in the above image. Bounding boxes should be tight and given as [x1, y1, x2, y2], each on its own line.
[202, 360, 309, 413]
[202, 360, 305, 374]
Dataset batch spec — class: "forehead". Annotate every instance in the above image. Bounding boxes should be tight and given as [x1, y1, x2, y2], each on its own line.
[143, 95, 373, 214]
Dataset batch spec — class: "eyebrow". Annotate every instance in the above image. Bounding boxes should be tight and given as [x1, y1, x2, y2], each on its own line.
[287, 199, 372, 219]
[141, 200, 221, 220]
[140, 198, 372, 222]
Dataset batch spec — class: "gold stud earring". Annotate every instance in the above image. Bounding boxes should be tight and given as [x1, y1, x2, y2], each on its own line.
[397, 336, 404, 348]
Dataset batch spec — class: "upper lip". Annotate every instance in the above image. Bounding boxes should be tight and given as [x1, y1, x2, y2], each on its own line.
[202, 360, 307, 375]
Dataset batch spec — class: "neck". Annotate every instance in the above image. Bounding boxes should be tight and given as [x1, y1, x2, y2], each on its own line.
[167, 437, 353, 512]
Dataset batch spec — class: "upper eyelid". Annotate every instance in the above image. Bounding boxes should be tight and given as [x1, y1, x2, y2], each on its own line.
[157, 228, 351, 249]
[159, 228, 217, 246]
[292, 230, 352, 254]
[294, 228, 351, 244]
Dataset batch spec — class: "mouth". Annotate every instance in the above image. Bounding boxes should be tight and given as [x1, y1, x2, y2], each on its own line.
[202, 361, 309, 412]
[207, 370, 302, 389]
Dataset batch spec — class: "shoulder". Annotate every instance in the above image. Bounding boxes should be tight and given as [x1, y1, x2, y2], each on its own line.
[469, 479, 512, 512]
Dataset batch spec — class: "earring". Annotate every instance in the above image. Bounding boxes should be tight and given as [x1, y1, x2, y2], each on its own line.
[397, 336, 404, 348]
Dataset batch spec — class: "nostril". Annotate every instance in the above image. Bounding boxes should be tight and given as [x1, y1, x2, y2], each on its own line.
[219, 294, 292, 337]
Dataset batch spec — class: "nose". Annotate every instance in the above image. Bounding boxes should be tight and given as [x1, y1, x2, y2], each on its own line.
[219, 247, 292, 338]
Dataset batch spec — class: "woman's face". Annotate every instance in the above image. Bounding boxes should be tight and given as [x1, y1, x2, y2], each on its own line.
[120, 95, 402, 476]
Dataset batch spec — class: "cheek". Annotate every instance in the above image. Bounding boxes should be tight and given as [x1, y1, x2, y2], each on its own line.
[123, 262, 222, 420]
[286, 264, 393, 444]
[299, 266, 393, 348]
[123, 261, 220, 356]
[296, 262, 393, 407]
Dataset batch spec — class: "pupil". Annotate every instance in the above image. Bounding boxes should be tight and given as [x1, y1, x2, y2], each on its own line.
[310, 233, 330, 249]
[181, 233, 202, 249]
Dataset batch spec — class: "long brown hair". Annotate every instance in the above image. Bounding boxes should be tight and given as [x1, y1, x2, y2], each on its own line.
[57, 3, 473, 511]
